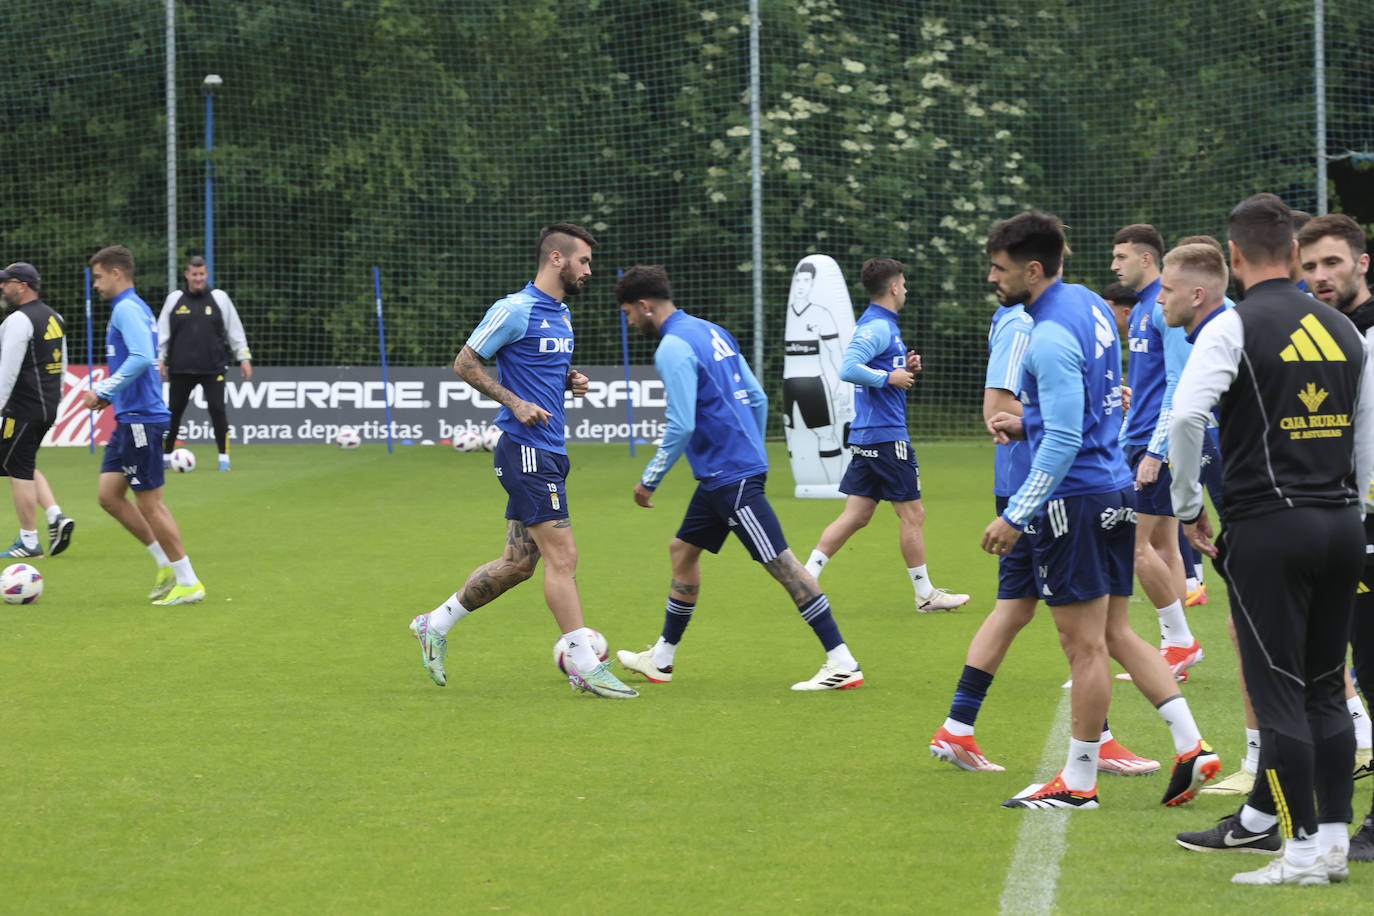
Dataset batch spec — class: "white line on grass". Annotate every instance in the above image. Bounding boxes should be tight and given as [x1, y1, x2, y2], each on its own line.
[998, 687, 1072, 916]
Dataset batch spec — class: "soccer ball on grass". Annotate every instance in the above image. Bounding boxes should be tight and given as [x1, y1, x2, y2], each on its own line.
[335, 426, 362, 449]
[553, 629, 610, 675]
[1, 562, 43, 604]
[452, 428, 482, 452]
[168, 447, 196, 473]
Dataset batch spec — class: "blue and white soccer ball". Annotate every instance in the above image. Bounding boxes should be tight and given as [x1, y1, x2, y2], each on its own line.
[169, 447, 196, 473]
[553, 628, 609, 675]
[335, 426, 362, 449]
[1, 562, 43, 604]
[481, 426, 502, 451]
[452, 428, 482, 452]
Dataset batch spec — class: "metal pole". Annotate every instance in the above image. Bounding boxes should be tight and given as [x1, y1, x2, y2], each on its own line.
[205, 88, 214, 284]
[165, 0, 177, 294]
[373, 267, 394, 454]
[85, 268, 95, 454]
[749, 0, 763, 376]
[1314, 0, 1327, 215]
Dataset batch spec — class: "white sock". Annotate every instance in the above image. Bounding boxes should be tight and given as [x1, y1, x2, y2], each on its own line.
[1156, 599, 1193, 647]
[147, 541, 171, 566]
[1185, 576, 1199, 593]
[1063, 738, 1099, 791]
[1194, 562, 1205, 584]
[563, 627, 600, 672]
[1100, 726, 1114, 743]
[1240, 804, 1277, 833]
[908, 564, 934, 600]
[1157, 695, 1203, 756]
[19, 529, 38, 550]
[650, 636, 676, 669]
[428, 593, 470, 636]
[45, 505, 61, 525]
[1284, 836, 1319, 867]
[219, 453, 230, 463]
[825, 642, 858, 670]
[804, 549, 829, 579]
[171, 556, 197, 587]
[1349, 692, 1372, 750]
[941, 717, 973, 737]
[1317, 822, 1350, 855]
[1244, 728, 1261, 774]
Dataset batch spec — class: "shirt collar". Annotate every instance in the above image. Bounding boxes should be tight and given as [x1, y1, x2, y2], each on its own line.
[1135, 277, 1162, 306]
[524, 281, 562, 307]
[1185, 304, 1227, 344]
[1025, 277, 1063, 315]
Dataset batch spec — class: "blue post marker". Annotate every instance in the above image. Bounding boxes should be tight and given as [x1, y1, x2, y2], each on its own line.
[84, 268, 95, 454]
[373, 266, 394, 454]
[618, 269, 635, 456]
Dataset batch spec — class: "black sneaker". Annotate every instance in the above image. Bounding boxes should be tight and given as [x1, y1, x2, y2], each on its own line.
[1002, 772, 1100, 809]
[47, 514, 74, 557]
[1176, 809, 1281, 854]
[1350, 817, 1374, 863]
[1, 538, 43, 559]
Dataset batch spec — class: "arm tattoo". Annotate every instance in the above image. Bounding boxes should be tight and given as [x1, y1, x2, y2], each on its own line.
[455, 346, 523, 413]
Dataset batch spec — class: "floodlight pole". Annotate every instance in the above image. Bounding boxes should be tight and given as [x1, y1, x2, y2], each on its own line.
[165, 0, 176, 295]
[1314, 0, 1327, 215]
[203, 74, 222, 285]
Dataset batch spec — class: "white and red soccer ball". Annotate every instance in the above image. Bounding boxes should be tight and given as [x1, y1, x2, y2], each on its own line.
[553, 629, 609, 675]
[481, 426, 502, 451]
[168, 447, 196, 473]
[335, 426, 362, 449]
[2, 563, 43, 604]
[451, 428, 482, 452]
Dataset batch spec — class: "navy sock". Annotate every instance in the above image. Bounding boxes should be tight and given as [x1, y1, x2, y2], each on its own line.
[948, 665, 995, 727]
[799, 593, 843, 651]
[662, 597, 695, 645]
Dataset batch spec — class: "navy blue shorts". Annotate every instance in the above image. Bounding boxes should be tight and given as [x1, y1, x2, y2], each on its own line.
[493, 435, 570, 526]
[101, 421, 168, 491]
[839, 440, 921, 503]
[995, 495, 1038, 600]
[676, 474, 789, 563]
[1125, 443, 1175, 516]
[1026, 488, 1136, 606]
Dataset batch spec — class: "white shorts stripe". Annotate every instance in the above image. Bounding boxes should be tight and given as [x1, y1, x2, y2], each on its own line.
[736, 506, 778, 562]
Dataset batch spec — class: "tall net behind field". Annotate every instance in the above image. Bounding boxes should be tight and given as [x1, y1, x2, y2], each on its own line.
[0, 0, 1369, 437]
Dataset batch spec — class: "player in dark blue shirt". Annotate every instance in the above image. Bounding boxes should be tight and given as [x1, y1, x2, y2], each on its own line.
[407, 223, 637, 699]
[612, 265, 863, 691]
[982, 213, 1218, 810]
[81, 246, 205, 605]
[801, 258, 969, 612]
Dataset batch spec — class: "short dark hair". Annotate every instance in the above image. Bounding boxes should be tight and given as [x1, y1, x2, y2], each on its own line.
[1175, 234, 1225, 255]
[1228, 193, 1294, 265]
[986, 210, 1065, 278]
[1290, 209, 1314, 235]
[1297, 213, 1368, 259]
[615, 265, 672, 304]
[537, 222, 597, 265]
[89, 245, 135, 276]
[794, 262, 816, 277]
[1100, 282, 1137, 307]
[186, 256, 207, 269]
[1112, 223, 1165, 267]
[860, 258, 905, 299]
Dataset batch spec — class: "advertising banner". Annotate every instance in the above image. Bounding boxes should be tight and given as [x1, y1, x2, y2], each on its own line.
[47, 366, 668, 447]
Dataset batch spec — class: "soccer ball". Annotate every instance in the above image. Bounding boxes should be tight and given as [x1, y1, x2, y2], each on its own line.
[1, 563, 43, 604]
[168, 447, 196, 473]
[481, 426, 503, 451]
[553, 629, 610, 675]
[335, 426, 362, 449]
[452, 428, 482, 452]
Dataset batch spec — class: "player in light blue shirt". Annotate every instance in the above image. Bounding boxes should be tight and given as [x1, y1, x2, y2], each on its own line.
[408, 223, 637, 699]
[612, 265, 863, 692]
[983, 213, 1217, 810]
[1111, 224, 1201, 678]
[82, 246, 205, 606]
[801, 258, 968, 612]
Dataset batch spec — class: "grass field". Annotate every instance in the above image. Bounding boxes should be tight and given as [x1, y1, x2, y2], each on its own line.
[2, 441, 1369, 913]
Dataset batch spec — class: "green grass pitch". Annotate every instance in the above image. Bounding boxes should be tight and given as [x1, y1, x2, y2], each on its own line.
[1, 441, 1368, 913]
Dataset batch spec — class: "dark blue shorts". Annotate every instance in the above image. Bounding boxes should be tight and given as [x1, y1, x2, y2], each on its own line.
[101, 421, 169, 491]
[676, 474, 789, 563]
[839, 440, 921, 503]
[995, 495, 1037, 600]
[1200, 426, 1224, 512]
[1125, 443, 1175, 516]
[494, 435, 570, 526]
[1026, 487, 1136, 606]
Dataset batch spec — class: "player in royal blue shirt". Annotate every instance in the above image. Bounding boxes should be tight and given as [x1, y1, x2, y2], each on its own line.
[981, 213, 1218, 810]
[81, 246, 205, 605]
[407, 223, 637, 700]
[611, 265, 863, 691]
[1112, 224, 1203, 679]
[800, 258, 969, 612]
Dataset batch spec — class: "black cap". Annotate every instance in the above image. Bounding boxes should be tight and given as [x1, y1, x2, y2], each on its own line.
[0, 262, 40, 289]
